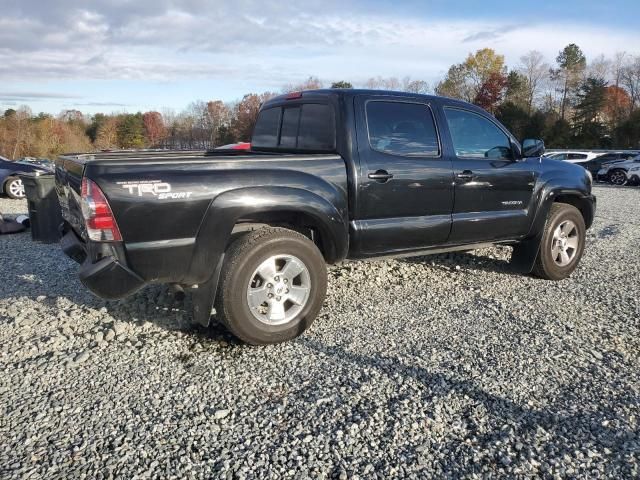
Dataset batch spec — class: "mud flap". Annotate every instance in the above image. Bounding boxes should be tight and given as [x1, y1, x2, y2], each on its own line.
[191, 254, 225, 327]
[510, 232, 542, 274]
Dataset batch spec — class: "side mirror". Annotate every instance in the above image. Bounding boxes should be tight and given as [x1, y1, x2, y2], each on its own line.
[522, 139, 545, 158]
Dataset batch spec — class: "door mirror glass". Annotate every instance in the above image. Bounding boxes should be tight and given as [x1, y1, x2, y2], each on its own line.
[522, 139, 545, 157]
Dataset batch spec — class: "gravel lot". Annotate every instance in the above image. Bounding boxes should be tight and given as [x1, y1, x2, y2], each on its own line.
[1, 185, 639, 479]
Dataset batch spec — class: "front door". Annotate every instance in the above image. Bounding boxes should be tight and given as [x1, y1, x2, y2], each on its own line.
[351, 96, 454, 256]
[440, 106, 536, 244]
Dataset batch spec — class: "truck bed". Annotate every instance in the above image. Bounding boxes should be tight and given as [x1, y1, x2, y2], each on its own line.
[55, 149, 349, 290]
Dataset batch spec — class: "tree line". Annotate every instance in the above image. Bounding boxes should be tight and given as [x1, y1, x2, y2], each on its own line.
[436, 45, 640, 149]
[1, 43, 639, 160]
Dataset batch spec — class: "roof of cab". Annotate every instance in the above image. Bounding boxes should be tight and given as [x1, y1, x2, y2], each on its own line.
[262, 88, 486, 114]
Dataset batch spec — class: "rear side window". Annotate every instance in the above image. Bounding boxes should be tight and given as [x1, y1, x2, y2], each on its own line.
[251, 103, 336, 151]
[298, 104, 335, 150]
[252, 108, 281, 148]
[444, 108, 512, 160]
[366, 101, 440, 156]
[568, 153, 587, 160]
[280, 107, 301, 148]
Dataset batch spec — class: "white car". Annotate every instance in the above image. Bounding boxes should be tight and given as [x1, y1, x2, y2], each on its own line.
[626, 162, 640, 185]
[545, 151, 600, 163]
[597, 155, 640, 186]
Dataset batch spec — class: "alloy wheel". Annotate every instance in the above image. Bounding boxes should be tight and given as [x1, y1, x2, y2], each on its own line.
[246, 254, 311, 325]
[551, 220, 579, 267]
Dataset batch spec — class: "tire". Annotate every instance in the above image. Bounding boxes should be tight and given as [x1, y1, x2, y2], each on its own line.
[4, 177, 25, 199]
[215, 227, 327, 345]
[608, 169, 628, 186]
[532, 203, 586, 281]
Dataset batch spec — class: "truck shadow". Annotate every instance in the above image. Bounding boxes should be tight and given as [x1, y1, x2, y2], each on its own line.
[399, 249, 521, 276]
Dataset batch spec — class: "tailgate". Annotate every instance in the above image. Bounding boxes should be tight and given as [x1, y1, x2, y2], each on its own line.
[55, 154, 89, 239]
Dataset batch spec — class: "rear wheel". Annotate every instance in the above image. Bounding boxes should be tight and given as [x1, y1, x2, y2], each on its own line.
[215, 227, 327, 345]
[609, 169, 627, 186]
[5, 177, 25, 199]
[532, 203, 585, 281]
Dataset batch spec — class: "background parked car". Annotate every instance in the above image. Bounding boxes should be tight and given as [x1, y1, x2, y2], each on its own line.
[0, 156, 52, 199]
[576, 152, 638, 177]
[546, 151, 599, 163]
[598, 155, 640, 185]
[626, 163, 640, 185]
[18, 157, 55, 171]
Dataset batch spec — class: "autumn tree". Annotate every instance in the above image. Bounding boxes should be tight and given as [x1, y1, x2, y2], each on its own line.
[142, 111, 167, 147]
[364, 77, 401, 90]
[331, 81, 353, 89]
[0, 107, 33, 159]
[519, 50, 549, 113]
[436, 48, 506, 102]
[402, 77, 430, 94]
[609, 52, 629, 126]
[474, 72, 508, 113]
[436, 64, 472, 100]
[95, 117, 119, 150]
[231, 92, 277, 141]
[283, 76, 323, 93]
[205, 100, 232, 146]
[603, 86, 631, 126]
[622, 56, 640, 112]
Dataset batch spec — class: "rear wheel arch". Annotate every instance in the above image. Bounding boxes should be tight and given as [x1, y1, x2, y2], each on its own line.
[230, 210, 338, 263]
[187, 186, 348, 286]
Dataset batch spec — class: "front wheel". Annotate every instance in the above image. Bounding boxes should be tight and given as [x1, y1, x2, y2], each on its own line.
[609, 169, 628, 186]
[532, 203, 586, 281]
[5, 177, 25, 199]
[215, 227, 327, 345]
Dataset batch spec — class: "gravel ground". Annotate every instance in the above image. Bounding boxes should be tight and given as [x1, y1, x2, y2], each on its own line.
[1, 185, 639, 479]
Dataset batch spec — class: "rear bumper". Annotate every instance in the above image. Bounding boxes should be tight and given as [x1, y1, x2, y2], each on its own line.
[61, 229, 145, 299]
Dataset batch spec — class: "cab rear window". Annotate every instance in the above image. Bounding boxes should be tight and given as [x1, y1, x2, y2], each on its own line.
[252, 103, 336, 151]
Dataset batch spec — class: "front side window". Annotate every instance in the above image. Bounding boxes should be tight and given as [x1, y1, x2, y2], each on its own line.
[444, 108, 512, 160]
[568, 153, 587, 160]
[366, 101, 440, 157]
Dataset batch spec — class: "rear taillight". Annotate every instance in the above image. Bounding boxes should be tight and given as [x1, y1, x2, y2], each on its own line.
[81, 178, 122, 242]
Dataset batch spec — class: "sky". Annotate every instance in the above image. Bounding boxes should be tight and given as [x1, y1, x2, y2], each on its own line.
[1, 0, 639, 115]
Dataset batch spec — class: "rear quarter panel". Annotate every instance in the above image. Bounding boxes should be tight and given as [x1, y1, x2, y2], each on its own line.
[85, 155, 348, 283]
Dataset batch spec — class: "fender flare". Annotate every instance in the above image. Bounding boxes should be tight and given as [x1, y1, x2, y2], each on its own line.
[188, 186, 348, 326]
[512, 182, 595, 273]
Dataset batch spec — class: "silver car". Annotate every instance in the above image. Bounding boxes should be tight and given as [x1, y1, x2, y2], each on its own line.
[597, 155, 640, 186]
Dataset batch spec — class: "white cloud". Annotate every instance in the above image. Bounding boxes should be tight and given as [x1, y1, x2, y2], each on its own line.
[1, 1, 639, 110]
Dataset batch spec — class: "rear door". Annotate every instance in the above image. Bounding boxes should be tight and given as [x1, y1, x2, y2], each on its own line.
[440, 106, 536, 244]
[351, 95, 454, 255]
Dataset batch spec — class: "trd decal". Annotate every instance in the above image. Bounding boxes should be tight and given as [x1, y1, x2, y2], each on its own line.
[117, 180, 192, 199]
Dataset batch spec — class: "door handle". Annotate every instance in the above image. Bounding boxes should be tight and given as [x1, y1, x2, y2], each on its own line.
[456, 170, 474, 181]
[368, 170, 394, 183]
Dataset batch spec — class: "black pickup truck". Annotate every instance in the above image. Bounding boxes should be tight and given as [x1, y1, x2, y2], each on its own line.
[55, 89, 595, 344]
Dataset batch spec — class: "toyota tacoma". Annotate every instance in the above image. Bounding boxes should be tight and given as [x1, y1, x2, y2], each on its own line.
[55, 89, 596, 344]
